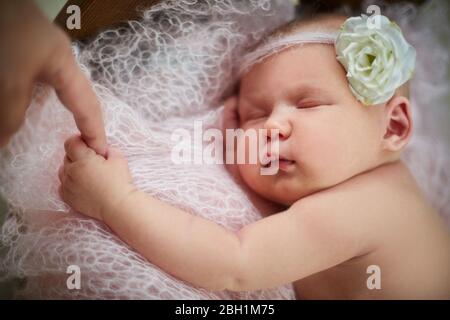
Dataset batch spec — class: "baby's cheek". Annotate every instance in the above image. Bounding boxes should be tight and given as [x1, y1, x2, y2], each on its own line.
[236, 127, 263, 164]
[237, 162, 261, 191]
[294, 128, 350, 181]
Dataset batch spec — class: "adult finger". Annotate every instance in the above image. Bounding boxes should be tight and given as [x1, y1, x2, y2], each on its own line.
[42, 33, 107, 156]
[64, 135, 96, 162]
[0, 76, 34, 148]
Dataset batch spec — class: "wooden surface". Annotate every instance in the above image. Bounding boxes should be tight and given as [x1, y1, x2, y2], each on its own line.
[56, 0, 426, 40]
[55, 0, 160, 40]
[299, 0, 425, 14]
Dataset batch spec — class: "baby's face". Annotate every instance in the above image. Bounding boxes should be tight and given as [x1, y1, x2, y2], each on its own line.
[237, 44, 385, 205]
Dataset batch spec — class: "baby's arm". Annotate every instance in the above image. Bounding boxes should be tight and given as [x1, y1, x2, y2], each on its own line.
[59, 135, 374, 291]
[102, 191, 370, 291]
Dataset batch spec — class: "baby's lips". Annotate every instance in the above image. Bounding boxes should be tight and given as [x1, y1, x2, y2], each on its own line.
[260, 151, 283, 167]
[261, 151, 297, 169]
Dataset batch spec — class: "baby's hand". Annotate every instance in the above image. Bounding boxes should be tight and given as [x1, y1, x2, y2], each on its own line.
[222, 95, 239, 132]
[58, 135, 135, 221]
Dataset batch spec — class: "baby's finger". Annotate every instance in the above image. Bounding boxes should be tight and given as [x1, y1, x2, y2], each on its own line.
[59, 184, 72, 205]
[58, 184, 74, 202]
[58, 166, 64, 183]
[64, 135, 96, 161]
[58, 185, 64, 199]
[64, 155, 71, 167]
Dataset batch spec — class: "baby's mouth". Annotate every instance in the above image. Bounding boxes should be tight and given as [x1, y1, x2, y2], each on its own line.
[261, 155, 295, 171]
[278, 157, 296, 171]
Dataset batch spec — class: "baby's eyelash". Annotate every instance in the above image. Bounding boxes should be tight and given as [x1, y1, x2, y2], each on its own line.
[296, 101, 321, 109]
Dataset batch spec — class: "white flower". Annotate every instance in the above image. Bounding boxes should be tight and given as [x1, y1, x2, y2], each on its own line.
[335, 15, 416, 105]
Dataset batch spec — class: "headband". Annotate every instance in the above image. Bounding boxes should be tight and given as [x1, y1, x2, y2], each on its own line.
[239, 15, 416, 105]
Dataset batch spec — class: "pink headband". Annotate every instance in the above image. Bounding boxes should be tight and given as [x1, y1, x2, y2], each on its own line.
[238, 31, 338, 77]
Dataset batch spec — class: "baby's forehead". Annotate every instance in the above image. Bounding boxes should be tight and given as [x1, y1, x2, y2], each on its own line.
[238, 56, 339, 106]
[241, 43, 342, 87]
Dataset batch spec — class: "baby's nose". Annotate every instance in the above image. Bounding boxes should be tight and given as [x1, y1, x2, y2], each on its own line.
[263, 109, 291, 140]
[264, 128, 286, 142]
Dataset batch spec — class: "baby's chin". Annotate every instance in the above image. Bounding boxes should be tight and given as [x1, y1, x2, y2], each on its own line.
[238, 164, 305, 206]
[261, 190, 300, 207]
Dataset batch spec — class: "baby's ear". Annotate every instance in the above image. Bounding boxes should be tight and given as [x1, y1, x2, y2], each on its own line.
[381, 95, 412, 152]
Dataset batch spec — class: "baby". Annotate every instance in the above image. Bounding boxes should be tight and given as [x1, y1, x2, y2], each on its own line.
[58, 14, 450, 299]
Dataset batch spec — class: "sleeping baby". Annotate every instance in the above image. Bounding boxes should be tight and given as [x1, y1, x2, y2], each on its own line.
[58, 13, 450, 299]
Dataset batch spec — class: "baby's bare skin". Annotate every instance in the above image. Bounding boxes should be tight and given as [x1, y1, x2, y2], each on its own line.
[225, 142, 450, 299]
[290, 161, 450, 299]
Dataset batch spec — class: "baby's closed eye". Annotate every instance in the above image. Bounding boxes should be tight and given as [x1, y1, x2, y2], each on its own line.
[296, 100, 322, 109]
[295, 96, 332, 109]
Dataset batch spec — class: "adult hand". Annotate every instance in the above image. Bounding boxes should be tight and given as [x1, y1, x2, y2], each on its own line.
[0, 0, 107, 155]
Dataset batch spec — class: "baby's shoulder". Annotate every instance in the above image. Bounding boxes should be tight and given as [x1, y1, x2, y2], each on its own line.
[290, 161, 434, 245]
[298, 161, 427, 210]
